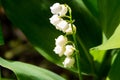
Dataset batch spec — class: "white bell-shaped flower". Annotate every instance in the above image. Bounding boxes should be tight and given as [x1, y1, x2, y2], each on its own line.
[58, 5, 68, 16]
[64, 45, 75, 56]
[65, 24, 76, 34]
[50, 3, 68, 16]
[56, 20, 69, 32]
[50, 3, 62, 14]
[55, 35, 67, 46]
[63, 57, 75, 68]
[49, 15, 62, 26]
[53, 45, 65, 57]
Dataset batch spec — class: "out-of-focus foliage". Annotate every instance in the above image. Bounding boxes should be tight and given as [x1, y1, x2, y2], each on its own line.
[0, 0, 4, 45]
[106, 50, 120, 80]
[0, 57, 65, 80]
[0, 23, 4, 45]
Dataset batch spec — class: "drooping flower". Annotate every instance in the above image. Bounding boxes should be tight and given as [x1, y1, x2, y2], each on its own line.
[55, 35, 67, 46]
[56, 20, 69, 32]
[50, 3, 68, 16]
[58, 5, 68, 16]
[53, 45, 65, 57]
[50, 3, 62, 14]
[63, 57, 75, 68]
[65, 24, 76, 34]
[64, 45, 75, 57]
[49, 14, 62, 26]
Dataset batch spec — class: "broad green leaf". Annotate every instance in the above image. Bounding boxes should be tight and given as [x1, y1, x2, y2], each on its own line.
[73, 0, 101, 48]
[90, 24, 120, 77]
[0, 22, 4, 45]
[1, 0, 102, 74]
[90, 48, 113, 80]
[90, 49, 106, 71]
[1, 0, 62, 65]
[0, 57, 65, 80]
[106, 50, 120, 80]
[98, 0, 120, 38]
[97, 24, 120, 50]
[82, 0, 98, 17]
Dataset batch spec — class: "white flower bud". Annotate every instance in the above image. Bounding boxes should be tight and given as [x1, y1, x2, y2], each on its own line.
[49, 15, 62, 26]
[56, 20, 69, 32]
[55, 35, 67, 46]
[63, 57, 75, 68]
[64, 45, 75, 56]
[50, 3, 62, 14]
[53, 45, 65, 57]
[65, 24, 76, 34]
[58, 5, 68, 16]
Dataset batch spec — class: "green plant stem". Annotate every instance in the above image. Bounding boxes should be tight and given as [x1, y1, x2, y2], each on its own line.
[76, 51, 83, 80]
[68, 5, 83, 80]
[73, 33, 83, 80]
[68, 5, 94, 71]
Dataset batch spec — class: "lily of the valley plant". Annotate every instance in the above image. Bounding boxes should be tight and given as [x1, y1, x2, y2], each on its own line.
[49, 3, 83, 80]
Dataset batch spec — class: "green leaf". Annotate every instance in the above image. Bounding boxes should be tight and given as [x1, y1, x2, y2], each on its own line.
[96, 24, 120, 50]
[90, 49, 106, 71]
[1, 0, 61, 64]
[98, 0, 120, 38]
[90, 48, 113, 80]
[73, 0, 101, 48]
[106, 50, 120, 80]
[82, 0, 98, 17]
[0, 22, 4, 45]
[0, 57, 65, 80]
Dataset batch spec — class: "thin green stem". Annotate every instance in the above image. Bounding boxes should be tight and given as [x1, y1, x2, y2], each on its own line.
[76, 51, 82, 80]
[68, 4, 94, 69]
[67, 5, 83, 80]
[73, 33, 83, 80]
[61, 15, 70, 19]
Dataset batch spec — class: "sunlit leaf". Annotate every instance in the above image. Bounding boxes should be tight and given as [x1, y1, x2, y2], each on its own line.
[90, 49, 106, 71]
[96, 24, 120, 50]
[0, 57, 65, 80]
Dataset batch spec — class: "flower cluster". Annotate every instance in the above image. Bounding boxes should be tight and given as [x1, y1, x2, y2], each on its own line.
[50, 3, 76, 68]
[50, 3, 76, 35]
